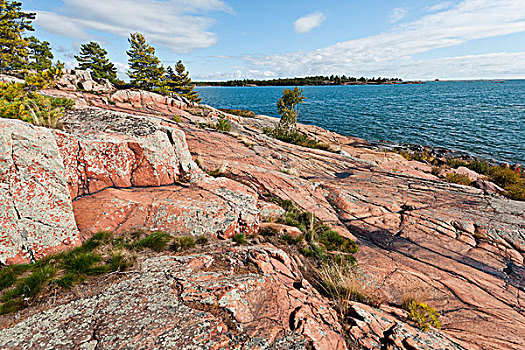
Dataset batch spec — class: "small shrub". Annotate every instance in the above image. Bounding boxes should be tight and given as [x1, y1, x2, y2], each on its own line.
[446, 158, 469, 169]
[488, 166, 520, 188]
[232, 233, 248, 245]
[171, 236, 196, 252]
[317, 226, 358, 254]
[445, 172, 472, 186]
[466, 160, 490, 175]
[173, 114, 182, 123]
[280, 233, 303, 245]
[196, 235, 209, 245]
[505, 183, 525, 201]
[403, 300, 441, 331]
[134, 232, 173, 252]
[215, 115, 231, 132]
[265, 128, 331, 151]
[259, 226, 279, 237]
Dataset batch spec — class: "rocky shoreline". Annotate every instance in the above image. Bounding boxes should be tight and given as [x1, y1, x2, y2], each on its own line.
[0, 71, 524, 350]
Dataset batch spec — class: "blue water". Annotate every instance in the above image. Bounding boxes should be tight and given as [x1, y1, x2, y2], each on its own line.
[197, 81, 525, 164]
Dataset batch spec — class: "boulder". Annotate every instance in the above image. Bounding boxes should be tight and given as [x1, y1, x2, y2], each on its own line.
[0, 119, 80, 265]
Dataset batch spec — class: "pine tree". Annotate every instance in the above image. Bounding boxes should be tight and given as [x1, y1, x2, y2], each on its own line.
[27, 36, 53, 71]
[75, 41, 117, 82]
[0, 0, 36, 72]
[164, 60, 201, 104]
[126, 33, 164, 91]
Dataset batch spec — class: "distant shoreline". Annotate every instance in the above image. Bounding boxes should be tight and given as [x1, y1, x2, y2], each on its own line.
[196, 81, 425, 87]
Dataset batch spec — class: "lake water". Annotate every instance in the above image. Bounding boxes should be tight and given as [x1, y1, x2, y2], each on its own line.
[197, 81, 525, 164]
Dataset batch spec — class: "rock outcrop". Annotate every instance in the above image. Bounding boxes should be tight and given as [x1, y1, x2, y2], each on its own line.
[0, 244, 347, 350]
[0, 82, 523, 350]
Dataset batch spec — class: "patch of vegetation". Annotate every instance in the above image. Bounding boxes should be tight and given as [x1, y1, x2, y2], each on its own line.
[219, 108, 256, 118]
[134, 231, 173, 252]
[196, 235, 209, 245]
[403, 300, 441, 331]
[445, 172, 472, 186]
[0, 230, 203, 315]
[264, 127, 331, 151]
[171, 236, 196, 252]
[399, 150, 436, 163]
[316, 261, 379, 318]
[232, 233, 248, 245]
[215, 114, 231, 132]
[173, 114, 182, 123]
[266, 197, 358, 264]
[280, 233, 303, 246]
[0, 68, 74, 130]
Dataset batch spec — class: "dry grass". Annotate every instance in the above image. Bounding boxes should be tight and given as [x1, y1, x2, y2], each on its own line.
[316, 261, 379, 318]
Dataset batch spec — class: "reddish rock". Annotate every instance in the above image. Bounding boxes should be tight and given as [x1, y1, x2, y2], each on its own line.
[0, 245, 347, 350]
[0, 119, 80, 265]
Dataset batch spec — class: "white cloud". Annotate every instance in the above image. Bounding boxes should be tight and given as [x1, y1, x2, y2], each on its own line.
[34, 0, 231, 53]
[294, 12, 326, 34]
[243, 0, 525, 79]
[390, 8, 408, 23]
[426, 2, 454, 12]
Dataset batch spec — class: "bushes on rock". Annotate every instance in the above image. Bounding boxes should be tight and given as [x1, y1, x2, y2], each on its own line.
[0, 68, 74, 129]
[403, 300, 441, 331]
[445, 173, 472, 186]
[215, 114, 231, 132]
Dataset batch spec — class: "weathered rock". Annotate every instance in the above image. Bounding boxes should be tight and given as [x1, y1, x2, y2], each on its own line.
[74, 178, 260, 239]
[347, 302, 476, 350]
[0, 245, 347, 350]
[55, 69, 114, 93]
[0, 119, 80, 265]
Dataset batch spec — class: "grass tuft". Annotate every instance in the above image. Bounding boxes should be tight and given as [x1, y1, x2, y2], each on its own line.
[134, 232, 173, 252]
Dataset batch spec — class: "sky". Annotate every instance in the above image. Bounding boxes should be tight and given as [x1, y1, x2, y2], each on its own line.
[22, 0, 525, 81]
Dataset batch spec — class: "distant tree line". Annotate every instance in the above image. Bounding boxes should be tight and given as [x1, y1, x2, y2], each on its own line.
[0, 0, 201, 103]
[196, 75, 404, 87]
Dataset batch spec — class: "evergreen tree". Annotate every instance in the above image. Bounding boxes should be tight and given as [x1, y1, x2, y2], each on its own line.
[164, 60, 201, 103]
[75, 41, 117, 82]
[276, 87, 305, 136]
[26, 36, 53, 71]
[0, 0, 36, 71]
[126, 33, 164, 91]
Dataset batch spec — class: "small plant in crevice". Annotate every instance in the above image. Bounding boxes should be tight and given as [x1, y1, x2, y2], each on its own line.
[215, 114, 231, 132]
[403, 300, 441, 331]
[232, 233, 248, 245]
[171, 236, 196, 252]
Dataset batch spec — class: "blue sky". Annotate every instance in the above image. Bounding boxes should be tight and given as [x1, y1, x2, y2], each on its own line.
[23, 0, 525, 80]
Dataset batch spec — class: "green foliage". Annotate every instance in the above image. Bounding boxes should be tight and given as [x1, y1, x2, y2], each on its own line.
[446, 158, 469, 169]
[317, 225, 358, 254]
[26, 36, 53, 71]
[0, 68, 73, 129]
[0, 0, 36, 71]
[0, 229, 187, 314]
[171, 236, 196, 252]
[445, 173, 472, 186]
[127, 33, 165, 91]
[173, 114, 182, 123]
[164, 61, 201, 103]
[232, 233, 248, 245]
[488, 166, 520, 188]
[403, 300, 441, 331]
[134, 231, 173, 252]
[196, 235, 209, 245]
[465, 160, 490, 175]
[265, 128, 330, 151]
[215, 114, 231, 132]
[75, 41, 117, 83]
[275, 87, 304, 136]
[280, 233, 303, 245]
[219, 108, 255, 118]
